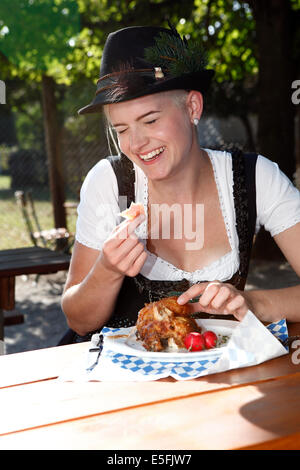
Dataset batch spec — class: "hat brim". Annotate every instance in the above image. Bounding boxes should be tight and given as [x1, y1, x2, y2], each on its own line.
[78, 69, 214, 115]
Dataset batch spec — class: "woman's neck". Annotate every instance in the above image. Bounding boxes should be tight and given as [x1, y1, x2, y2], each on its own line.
[148, 147, 211, 204]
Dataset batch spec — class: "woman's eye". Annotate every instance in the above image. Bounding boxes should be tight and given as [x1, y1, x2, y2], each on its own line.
[145, 119, 157, 125]
[117, 128, 127, 135]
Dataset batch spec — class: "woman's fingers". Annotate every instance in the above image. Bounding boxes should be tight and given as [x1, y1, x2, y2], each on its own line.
[177, 282, 211, 305]
[118, 241, 145, 273]
[226, 294, 248, 316]
[109, 232, 139, 261]
[177, 281, 250, 321]
[112, 214, 145, 243]
[200, 282, 226, 308]
[100, 213, 147, 276]
[128, 249, 148, 277]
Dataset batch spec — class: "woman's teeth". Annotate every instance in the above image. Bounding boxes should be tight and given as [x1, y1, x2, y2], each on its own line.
[139, 147, 165, 161]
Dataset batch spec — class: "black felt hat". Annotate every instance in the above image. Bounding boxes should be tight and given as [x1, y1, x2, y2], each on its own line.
[78, 25, 214, 115]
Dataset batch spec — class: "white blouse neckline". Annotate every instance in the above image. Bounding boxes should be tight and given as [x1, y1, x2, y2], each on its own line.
[137, 148, 239, 282]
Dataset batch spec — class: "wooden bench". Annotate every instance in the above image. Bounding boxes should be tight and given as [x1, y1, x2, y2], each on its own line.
[0, 246, 70, 345]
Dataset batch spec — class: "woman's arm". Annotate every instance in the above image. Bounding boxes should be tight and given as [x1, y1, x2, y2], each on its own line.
[177, 223, 300, 323]
[245, 222, 300, 322]
[61, 242, 124, 336]
[61, 214, 147, 336]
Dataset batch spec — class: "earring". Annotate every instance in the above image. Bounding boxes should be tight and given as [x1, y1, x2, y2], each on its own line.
[193, 118, 199, 126]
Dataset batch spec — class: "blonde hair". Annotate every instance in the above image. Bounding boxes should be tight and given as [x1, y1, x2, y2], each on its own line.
[168, 89, 189, 108]
[103, 104, 121, 155]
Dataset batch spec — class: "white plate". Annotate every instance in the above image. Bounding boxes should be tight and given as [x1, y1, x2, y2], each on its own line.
[104, 319, 238, 362]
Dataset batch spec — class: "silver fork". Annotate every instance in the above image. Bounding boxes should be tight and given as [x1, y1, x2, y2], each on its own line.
[280, 335, 300, 348]
[86, 334, 104, 372]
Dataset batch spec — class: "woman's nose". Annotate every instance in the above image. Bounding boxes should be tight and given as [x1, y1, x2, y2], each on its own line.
[130, 128, 149, 153]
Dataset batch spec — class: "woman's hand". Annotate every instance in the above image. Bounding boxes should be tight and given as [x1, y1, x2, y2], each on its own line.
[98, 214, 147, 278]
[177, 281, 253, 321]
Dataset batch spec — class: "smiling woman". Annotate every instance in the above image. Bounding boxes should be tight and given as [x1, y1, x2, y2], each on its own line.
[104, 90, 188, 159]
[60, 24, 300, 344]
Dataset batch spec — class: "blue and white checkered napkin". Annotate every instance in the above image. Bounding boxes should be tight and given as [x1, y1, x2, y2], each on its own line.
[66, 310, 288, 382]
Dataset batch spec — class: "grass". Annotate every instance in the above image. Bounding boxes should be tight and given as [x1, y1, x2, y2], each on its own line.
[0, 175, 77, 250]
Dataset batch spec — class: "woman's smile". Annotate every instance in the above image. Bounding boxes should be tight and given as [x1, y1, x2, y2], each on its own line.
[138, 146, 166, 164]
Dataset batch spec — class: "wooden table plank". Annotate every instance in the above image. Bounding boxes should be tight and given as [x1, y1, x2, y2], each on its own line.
[0, 247, 70, 277]
[0, 246, 65, 258]
[1, 373, 300, 450]
[0, 250, 69, 263]
[0, 343, 87, 388]
[238, 430, 300, 450]
[0, 247, 63, 265]
[0, 344, 300, 438]
[0, 380, 242, 436]
[0, 366, 299, 437]
[0, 261, 70, 277]
[0, 247, 39, 257]
[0, 254, 69, 267]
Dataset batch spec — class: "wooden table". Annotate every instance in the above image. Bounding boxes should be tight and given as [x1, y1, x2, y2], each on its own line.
[0, 322, 300, 451]
[0, 246, 70, 343]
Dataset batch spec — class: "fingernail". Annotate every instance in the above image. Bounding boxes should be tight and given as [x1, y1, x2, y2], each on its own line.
[177, 296, 184, 304]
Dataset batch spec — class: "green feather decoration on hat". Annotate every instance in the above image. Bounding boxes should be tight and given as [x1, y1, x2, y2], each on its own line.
[144, 28, 208, 77]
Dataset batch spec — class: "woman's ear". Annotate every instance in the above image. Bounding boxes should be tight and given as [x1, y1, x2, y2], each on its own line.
[186, 90, 203, 123]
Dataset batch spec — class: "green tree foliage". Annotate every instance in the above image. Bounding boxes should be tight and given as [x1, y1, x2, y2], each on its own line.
[0, 0, 80, 81]
[0, 1, 260, 100]
[178, 1, 258, 81]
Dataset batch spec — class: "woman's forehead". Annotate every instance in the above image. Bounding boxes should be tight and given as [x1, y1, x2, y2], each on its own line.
[106, 90, 184, 124]
[106, 93, 166, 123]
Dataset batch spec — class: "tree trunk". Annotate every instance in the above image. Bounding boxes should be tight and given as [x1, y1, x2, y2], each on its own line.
[41, 74, 67, 251]
[250, 0, 295, 178]
[248, 0, 296, 260]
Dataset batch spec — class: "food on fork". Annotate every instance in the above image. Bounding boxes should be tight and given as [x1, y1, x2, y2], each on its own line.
[135, 296, 201, 352]
[119, 202, 145, 220]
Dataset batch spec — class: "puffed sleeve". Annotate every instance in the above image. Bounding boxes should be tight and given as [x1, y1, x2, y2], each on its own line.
[256, 155, 300, 237]
[75, 158, 120, 250]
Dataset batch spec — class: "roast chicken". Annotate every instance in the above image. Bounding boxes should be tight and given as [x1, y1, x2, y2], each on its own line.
[135, 296, 201, 352]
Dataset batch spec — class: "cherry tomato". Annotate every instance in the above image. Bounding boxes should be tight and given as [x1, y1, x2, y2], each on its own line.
[203, 331, 218, 349]
[184, 332, 205, 351]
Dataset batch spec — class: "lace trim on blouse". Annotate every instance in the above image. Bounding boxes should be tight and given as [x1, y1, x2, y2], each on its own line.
[76, 235, 101, 250]
[270, 218, 300, 237]
[138, 148, 239, 282]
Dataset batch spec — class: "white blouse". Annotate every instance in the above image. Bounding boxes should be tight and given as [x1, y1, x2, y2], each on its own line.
[76, 149, 300, 283]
